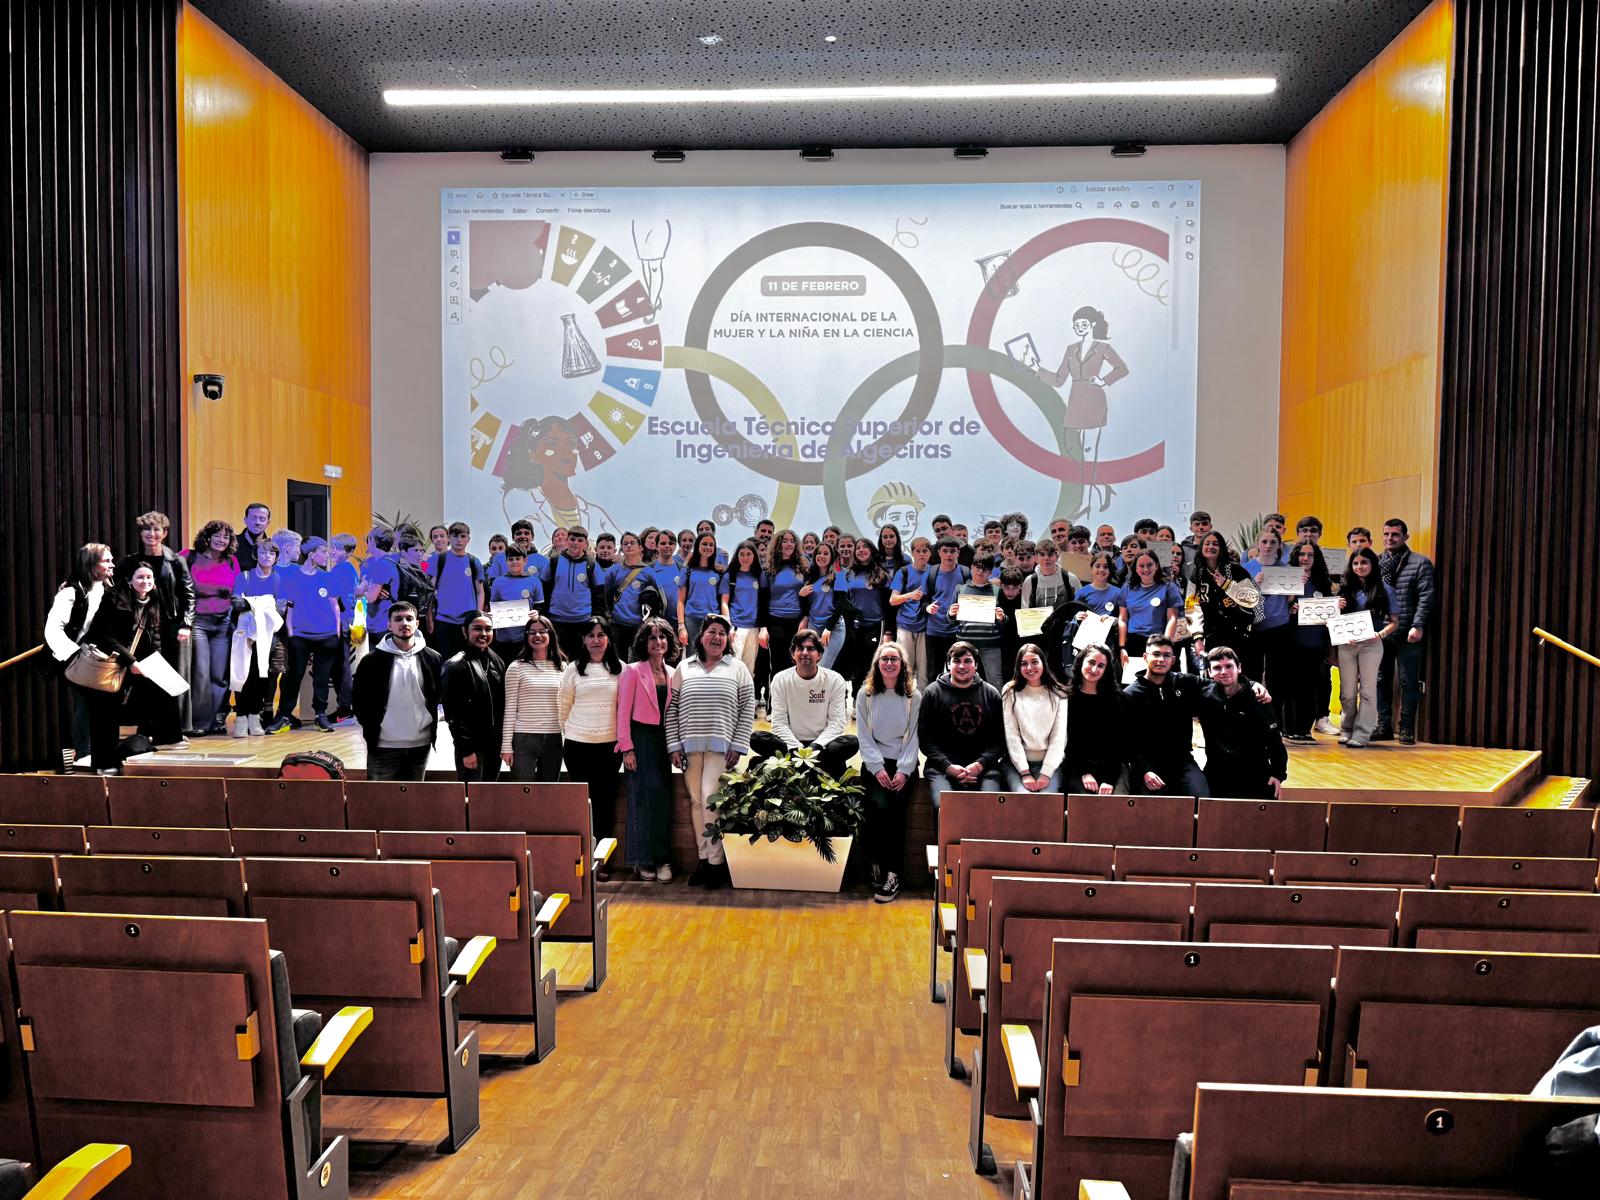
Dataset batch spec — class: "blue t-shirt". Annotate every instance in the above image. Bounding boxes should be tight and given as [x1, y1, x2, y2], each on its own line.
[282, 568, 340, 638]
[767, 564, 805, 618]
[232, 569, 282, 610]
[722, 571, 762, 627]
[606, 563, 654, 626]
[360, 555, 400, 628]
[1122, 581, 1184, 636]
[648, 562, 685, 610]
[1074, 583, 1126, 618]
[1244, 560, 1291, 629]
[846, 568, 887, 624]
[681, 566, 722, 621]
[925, 564, 968, 636]
[543, 554, 594, 622]
[805, 573, 837, 626]
[890, 564, 931, 632]
[431, 552, 482, 624]
[489, 573, 545, 641]
[326, 561, 360, 629]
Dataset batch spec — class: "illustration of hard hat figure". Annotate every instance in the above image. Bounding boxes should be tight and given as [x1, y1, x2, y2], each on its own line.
[866, 481, 925, 544]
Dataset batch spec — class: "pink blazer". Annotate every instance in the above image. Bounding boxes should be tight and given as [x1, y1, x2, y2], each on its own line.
[615, 660, 676, 752]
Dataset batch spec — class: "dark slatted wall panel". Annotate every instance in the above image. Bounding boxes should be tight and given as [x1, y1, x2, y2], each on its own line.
[1, 0, 181, 769]
[1435, 0, 1600, 776]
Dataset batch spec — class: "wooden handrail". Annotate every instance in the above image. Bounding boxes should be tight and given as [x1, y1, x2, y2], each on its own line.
[1534, 627, 1600, 669]
[0, 645, 45, 673]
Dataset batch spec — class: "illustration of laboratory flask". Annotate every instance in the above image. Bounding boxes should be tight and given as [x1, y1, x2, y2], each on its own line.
[559, 313, 602, 378]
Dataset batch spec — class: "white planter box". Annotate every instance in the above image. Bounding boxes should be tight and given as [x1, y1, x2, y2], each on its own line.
[722, 834, 853, 892]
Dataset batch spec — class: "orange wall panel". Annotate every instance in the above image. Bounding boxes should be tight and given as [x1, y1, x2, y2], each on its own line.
[1279, 0, 1451, 556]
[179, 3, 370, 543]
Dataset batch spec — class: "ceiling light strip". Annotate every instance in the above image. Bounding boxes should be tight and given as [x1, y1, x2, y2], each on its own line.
[384, 78, 1277, 107]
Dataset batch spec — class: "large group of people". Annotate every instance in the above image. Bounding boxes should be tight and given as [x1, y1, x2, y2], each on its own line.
[43, 501, 1437, 900]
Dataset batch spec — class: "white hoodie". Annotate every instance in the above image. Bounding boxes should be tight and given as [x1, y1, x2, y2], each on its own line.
[377, 632, 433, 749]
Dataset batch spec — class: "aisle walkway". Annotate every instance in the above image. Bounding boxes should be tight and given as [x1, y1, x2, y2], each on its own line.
[337, 880, 1026, 1198]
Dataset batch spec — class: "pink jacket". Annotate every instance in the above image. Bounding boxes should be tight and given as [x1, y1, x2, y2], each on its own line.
[615, 659, 676, 753]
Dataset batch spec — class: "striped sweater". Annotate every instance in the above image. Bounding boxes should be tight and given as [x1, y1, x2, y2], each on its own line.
[501, 660, 564, 751]
[665, 655, 755, 756]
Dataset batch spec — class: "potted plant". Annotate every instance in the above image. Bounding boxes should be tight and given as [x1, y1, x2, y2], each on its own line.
[706, 748, 865, 892]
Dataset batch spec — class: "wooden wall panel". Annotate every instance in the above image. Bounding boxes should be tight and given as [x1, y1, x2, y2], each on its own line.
[179, 3, 370, 541]
[1278, 1, 1452, 554]
[1, 0, 182, 770]
[1434, 0, 1600, 777]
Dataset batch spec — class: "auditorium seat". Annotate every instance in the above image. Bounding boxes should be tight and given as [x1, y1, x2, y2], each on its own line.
[1330, 944, 1600, 1094]
[0, 856, 60, 913]
[0, 778, 107, 828]
[86, 825, 234, 856]
[1457, 804, 1597, 859]
[1067, 793, 1193, 849]
[1195, 797, 1327, 851]
[8, 909, 369, 1198]
[1112, 846, 1272, 886]
[225, 779, 346, 830]
[344, 780, 467, 832]
[1, 1143, 130, 1200]
[1398, 887, 1600, 952]
[380, 830, 566, 1064]
[945, 840, 1112, 1080]
[1008, 939, 1335, 1200]
[1272, 849, 1435, 888]
[1192, 882, 1398, 947]
[969, 877, 1192, 1176]
[1326, 802, 1459, 855]
[1181, 1084, 1600, 1200]
[242, 857, 494, 1152]
[230, 828, 380, 859]
[58, 854, 247, 918]
[925, 791, 1065, 1001]
[469, 782, 614, 992]
[104, 776, 228, 829]
[0, 916, 34, 1165]
[0, 826, 85, 855]
[1434, 854, 1599, 892]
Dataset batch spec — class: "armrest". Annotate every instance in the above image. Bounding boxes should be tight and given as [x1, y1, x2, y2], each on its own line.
[1078, 1184, 1133, 1200]
[448, 935, 498, 985]
[299, 1005, 374, 1081]
[1001, 1023, 1042, 1102]
[23, 1145, 131, 1200]
[938, 903, 957, 939]
[925, 844, 938, 873]
[535, 892, 570, 928]
[593, 837, 617, 867]
[964, 948, 988, 997]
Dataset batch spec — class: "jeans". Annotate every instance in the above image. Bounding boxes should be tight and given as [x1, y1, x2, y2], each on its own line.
[1002, 760, 1063, 792]
[1337, 639, 1385, 745]
[974, 645, 1003, 688]
[926, 769, 1003, 811]
[895, 630, 928, 693]
[189, 613, 232, 729]
[862, 770, 911, 875]
[368, 744, 430, 781]
[284, 635, 340, 718]
[819, 616, 848, 670]
[454, 747, 503, 783]
[1375, 634, 1425, 735]
[334, 629, 354, 711]
[510, 731, 564, 781]
[1129, 758, 1211, 797]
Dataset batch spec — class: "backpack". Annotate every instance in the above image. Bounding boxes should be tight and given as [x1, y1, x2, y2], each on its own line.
[278, 750, 346, 781]
[393, 560, 437, 620]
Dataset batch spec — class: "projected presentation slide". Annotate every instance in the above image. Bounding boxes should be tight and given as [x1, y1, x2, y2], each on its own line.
[441, 180, 1200, 543]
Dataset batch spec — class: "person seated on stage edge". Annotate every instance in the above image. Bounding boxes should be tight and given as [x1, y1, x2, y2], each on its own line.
[748, 628, 858, 778]
[917, 640, 1004, 810]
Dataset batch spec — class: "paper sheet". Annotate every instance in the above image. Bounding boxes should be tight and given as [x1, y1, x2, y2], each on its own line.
[1073, 612, 1117, 651]
[1256, 567, 1303, 596]
[135, 650, 190, 696]
[490, 599, 531, 629]
[955, 594, 997, 624]
[1014, 607, 1052, 637]
[1327, 610, 1377, 646]
[1297, 597, 1341, 626]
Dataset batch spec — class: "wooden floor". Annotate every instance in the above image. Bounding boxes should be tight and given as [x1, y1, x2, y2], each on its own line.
[332, 881, 1030, 1199]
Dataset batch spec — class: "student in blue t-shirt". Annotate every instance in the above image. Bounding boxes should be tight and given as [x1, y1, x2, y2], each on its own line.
[603, 532, 658, 661]
[721, 540, 765, 676]
[542, 525, 599, 662]
[841, 540, 891, 688]
[359, 526, 402, 639]
[923, 536, 970, 676]
[1118, 548, 1182, 664]
[326, 533, 362, 718]
[889, 536, 933, 689]
[482, 533, 509, 582]
[489, 546, 545, 650]
[1072, 551, 1127, 665]
[762, 529, 808, 682]
[676, 532, 724, 648]
[430, 521, 486, 661]
[506, 520, 549, 584]
[804, 542, 846, 670]
[277, 536, 342, 731]
[646, 535, 685, 646]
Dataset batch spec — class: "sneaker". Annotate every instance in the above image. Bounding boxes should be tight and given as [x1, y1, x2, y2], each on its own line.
[1345, 740, 1368, 749]
[1312, 717, 1337, 736]
[286, 715, 304, 730]
[230, 718, 248, 739]
[655, 864, 673, 883]
[1398, 730, 1417, 745]
[332, 706, 355, 722]
[263, 717, 291, 735]
[247, 715, 265, 736]
[1337, 735, 1350, 746]
[95, 767, 120, 776]
[874, 872, 901, 903]
[315, 714, 335, 732]
[634, 866, 654, 882]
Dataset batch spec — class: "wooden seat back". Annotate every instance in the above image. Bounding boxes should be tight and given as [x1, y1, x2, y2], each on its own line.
[1398, 888, 1600, 953]
[1457, 804, 1596, 859]
[1434, 855, 1599, 893]
[0, 914, 31, 1162]
[1038, 940, 1335, 1200]
[1273, 850, 1435, 888]
[225, 779, 347, 830]
[0, 776, 108, 826]
[0, 824, 86, 855]
[244, 857, 444, 1096]
[1327, 802, 1459, 856]
[1067, 792, 1193, 848]
[982, 876, 1192, 1122]
[105, 776, 229, 828]
[58, 854, 247, 918]
[0, 854, 61, 912]
[87, 825, 234, 856]
[1188, 1084, 1600, 1200]
[1196, 797, 1328, 851]
[1330, 944, 1600, 1095]
[1193, 882, 1399, 947]
[230, 828, 380, 859]
[8, 910, 294, 1198]
[345, 780, 467, 832]
[1113, 845, 1273, 886]
[930, 791, 1064, 905]
[469, 782, 595, 938]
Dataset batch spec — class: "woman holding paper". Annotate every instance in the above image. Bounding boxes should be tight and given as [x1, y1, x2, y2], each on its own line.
[1283, 539, 1335, 742]
[74, 565, 163, 775]
[1188, 531, 1255, 665]
[1335, 548, 1398, 748]
[1118, 549, 1181, 662]
[1243, 528, 1292, 727]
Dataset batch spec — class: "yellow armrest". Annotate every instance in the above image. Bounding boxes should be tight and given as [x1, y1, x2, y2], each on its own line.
[448, 935, 498, 985]
[23, 1145, 131, 1200]
[535, 892, 570, 928]
[964, 948, 988, 997]
[1001, 1023, 1042, 1101]
[925, 844, 938, 873]
[1079, 1183, 1133, 1200]
[594, 836, 617, 866]
[938, 903, 957, 938]
[300, 1006, 374, 1081]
